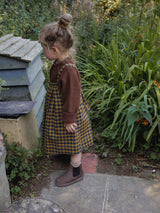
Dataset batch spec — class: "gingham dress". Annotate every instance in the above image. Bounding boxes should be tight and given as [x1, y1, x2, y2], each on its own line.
[41, 63, 93, 155]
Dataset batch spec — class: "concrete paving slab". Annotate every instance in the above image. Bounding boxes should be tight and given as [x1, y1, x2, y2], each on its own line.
[41, 171, 108, 213]
[104, 175, 160, 213]
[40, 171, 160, 213]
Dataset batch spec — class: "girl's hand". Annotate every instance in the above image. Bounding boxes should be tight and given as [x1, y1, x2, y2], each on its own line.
[64, 123, 77, 133]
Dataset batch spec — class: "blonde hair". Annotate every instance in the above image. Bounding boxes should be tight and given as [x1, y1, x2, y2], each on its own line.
[39, 14, 73, 50]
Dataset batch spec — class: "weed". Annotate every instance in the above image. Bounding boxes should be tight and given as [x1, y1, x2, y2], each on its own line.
[152, 174, 156, 178]
[132, 165, 138, 171]
[115, 158, 122, 165]
[29, 193, 35, 198]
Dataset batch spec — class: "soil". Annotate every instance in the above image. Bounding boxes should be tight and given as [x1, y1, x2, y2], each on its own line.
[17, 144, 160, 202]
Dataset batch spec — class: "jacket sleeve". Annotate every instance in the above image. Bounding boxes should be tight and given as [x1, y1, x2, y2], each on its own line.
[60, 65, 81, 123]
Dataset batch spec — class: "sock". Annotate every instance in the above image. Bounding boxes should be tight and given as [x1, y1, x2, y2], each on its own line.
[73, 165, 81, 177]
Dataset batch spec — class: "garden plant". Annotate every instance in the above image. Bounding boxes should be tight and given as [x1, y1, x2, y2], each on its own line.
[78, 0, 160, 156]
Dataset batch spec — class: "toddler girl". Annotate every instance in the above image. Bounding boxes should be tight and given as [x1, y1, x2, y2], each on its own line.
[40, 13, 93, 187]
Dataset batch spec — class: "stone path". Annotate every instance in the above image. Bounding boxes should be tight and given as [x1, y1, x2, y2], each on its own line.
[4, 153, 160, 213]
[40, 171, 160, 213]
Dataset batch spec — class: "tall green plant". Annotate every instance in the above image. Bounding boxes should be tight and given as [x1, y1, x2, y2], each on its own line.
[78, 1, 160, 152]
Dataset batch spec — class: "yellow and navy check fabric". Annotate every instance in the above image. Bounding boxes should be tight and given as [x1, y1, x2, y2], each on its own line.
[41, 64, 93, 155]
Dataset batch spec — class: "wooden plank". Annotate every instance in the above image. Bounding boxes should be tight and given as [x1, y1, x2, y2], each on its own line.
[0, 34, 13, 44]
[0, 69, 29, 86]
[0, 35, 42, 63]
[22, 42, 42, 62]
[0, 36, 21, 52]
[26, 56, 44, 83]
[0, 56, 28, 70]
[29, 70, 45, 100]
[12, 40, 36, 60]
[0, 86, 31, 101]
[0, 38, 30, 56]
[0, 101, 34, 117]
[34, 85, 46, 116]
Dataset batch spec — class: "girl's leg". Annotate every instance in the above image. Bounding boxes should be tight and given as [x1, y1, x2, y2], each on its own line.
[70, 152, 82, 168]
[55, 152, 83, 187]
[71, 152, 82, 177]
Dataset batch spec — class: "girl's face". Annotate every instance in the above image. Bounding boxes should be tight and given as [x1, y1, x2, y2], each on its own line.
[40, 42, 58, 60]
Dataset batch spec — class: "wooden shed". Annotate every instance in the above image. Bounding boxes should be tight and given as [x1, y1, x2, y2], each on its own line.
[0, 34, 46, 150]
[0, 34, 46, 151]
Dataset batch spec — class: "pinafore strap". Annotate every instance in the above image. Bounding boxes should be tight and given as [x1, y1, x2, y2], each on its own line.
[57, 63, 77, 82]
[57, 63, 90, 111]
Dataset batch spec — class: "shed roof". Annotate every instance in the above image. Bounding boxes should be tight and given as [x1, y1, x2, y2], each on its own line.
[0, 34, 42, 62]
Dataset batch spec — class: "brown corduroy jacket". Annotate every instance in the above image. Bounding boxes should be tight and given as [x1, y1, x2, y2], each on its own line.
[50, 56, 81, 123]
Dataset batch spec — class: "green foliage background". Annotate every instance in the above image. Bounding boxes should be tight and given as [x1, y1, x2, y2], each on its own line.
[78, 0, 160, 154]
[0, 0, 61, 39]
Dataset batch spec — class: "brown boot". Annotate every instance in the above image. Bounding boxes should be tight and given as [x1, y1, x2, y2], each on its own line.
[55, 164, 83, 187]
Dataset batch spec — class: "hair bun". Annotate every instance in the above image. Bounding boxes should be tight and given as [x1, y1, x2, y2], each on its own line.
[58, 13, 72, 29]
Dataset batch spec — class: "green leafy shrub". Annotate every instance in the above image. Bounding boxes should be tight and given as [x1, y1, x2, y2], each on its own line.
[68, 0, 107, 56]
[0, 0, 63, 40]
[92, 0, 121, 19]
[4, 135, 44, 199]
[78, 0, 160, 153]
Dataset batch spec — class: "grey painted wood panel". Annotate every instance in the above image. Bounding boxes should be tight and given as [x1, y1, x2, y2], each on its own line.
[11, 41, 36, 59]
[34, 85, 46, 116]
[1, 38, 30, 56]
[0, 36, 21, 52]
[0, 34, 13, 43]
[29, 70, 45, 100]
[0, 86, 31, 101]
[0, 56, 28, 70]
[26, 56, 43, 84]
[22, 42, 42, 62]
[0, 69, 29, 86]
